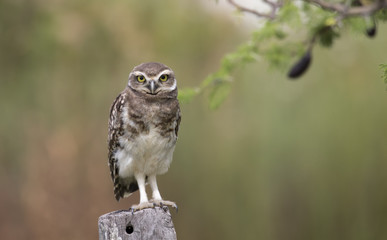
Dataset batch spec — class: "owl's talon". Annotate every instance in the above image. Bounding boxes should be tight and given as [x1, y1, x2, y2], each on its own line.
[129, 207, 134, 215]
[151, 200, 178, 213]
[129, 202, 155, 212]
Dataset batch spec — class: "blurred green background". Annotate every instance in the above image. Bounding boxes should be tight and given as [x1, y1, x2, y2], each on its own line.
[1, 0, 386, 239]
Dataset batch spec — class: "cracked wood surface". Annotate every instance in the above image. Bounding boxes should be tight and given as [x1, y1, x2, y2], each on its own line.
[98, 207, 177, 240]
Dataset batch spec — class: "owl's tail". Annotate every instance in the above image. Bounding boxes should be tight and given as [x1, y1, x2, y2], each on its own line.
[113, 177, 139, 201]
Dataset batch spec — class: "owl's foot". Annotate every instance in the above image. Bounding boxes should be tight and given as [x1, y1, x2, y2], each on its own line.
[129, 202, 155, 213]
[151, 200, 178, 213]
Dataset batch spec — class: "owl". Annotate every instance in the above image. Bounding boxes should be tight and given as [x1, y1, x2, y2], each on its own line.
[108, 62, 181, 211]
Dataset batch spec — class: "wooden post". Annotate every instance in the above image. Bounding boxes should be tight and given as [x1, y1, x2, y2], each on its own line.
[98, 207, 177, 240]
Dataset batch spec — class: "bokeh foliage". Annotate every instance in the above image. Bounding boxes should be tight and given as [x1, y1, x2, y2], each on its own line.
[0, 0, 387, 240]
[179, 1, 387, 108]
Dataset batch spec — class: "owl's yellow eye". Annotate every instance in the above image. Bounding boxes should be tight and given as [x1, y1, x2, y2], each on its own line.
[137, 75, 146, 83]
[159, 74, 168, 82]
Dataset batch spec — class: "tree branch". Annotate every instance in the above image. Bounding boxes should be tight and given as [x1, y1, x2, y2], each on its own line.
[227, 0, 282, 20]
[306, 0, 387, 17]
[228, 0, 387, 20]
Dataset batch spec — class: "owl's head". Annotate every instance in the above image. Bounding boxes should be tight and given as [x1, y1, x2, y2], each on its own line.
[127, 62, 177, 98]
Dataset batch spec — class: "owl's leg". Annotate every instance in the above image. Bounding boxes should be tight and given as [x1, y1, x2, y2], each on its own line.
[148, 175, 162, 201]
[129, 173, 153, 212]
[148, 175, 178, 212]
[136, 173, 148, 203]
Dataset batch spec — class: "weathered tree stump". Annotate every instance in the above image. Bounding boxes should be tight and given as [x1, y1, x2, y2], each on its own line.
[98, 207, 177, 240]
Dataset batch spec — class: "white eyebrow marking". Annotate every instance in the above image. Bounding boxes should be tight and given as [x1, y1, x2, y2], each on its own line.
[157, 70, 176, 90]
[155, 69, 173, 80]
[129, 71, 151, 80]
[167, 79, 177, 90]
[127, 69, 175, 89]
[129, 69, 173, 81]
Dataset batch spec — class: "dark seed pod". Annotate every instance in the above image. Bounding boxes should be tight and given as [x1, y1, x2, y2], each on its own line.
[365, 16, 377, 38]
[366, 26, 377, 38]
[288, 51, 312, 79]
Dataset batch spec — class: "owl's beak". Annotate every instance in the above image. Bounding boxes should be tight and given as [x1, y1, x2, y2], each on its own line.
[147, 80, 158, 95]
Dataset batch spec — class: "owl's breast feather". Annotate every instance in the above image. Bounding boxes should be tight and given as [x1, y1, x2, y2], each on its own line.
[115, 124, 176, 178]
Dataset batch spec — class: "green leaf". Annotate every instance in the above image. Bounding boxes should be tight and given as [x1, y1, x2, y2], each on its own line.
[376, 9, 387, 21]
[209, 81, 231, 110]
[201, 72, 224, 89]
[318, 26, 340, 48]
[278, 2, 301, 25]
[252, 22, 278, 42]
[275, 29, 287, 40]
[178, 87, 200, 104]
[263, 42, 302, 71]
[380, 63, 387, 85]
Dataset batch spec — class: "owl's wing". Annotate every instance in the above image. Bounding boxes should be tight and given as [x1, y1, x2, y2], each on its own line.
[175, 106, 181, 137]
[108, 92, 126, 198]
[108, 92, 139, 201]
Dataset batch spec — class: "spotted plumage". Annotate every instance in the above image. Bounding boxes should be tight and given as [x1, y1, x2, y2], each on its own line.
[108, 62, 181, 211]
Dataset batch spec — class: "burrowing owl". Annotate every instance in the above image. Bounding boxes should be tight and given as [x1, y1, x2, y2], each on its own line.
[108, 62, 181, 211]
